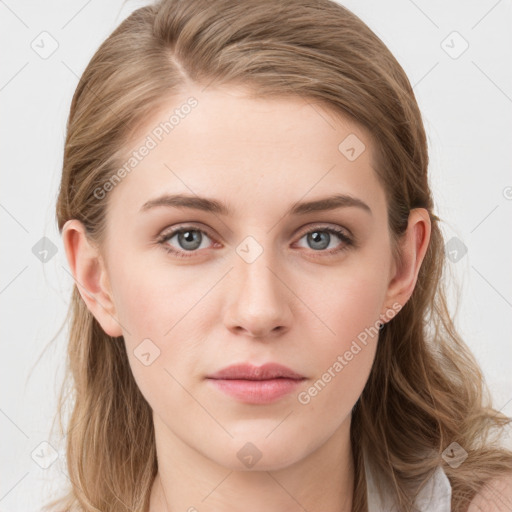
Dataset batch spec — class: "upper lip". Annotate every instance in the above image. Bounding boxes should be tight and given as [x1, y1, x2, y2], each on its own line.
[207, 363, 305, 381]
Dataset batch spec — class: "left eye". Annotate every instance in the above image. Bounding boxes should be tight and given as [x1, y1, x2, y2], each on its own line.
[157, 225, 352, 258]
[295, 227, 352, 253]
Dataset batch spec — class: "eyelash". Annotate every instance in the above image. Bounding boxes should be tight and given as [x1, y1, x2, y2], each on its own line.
[155, 224, 354, 259]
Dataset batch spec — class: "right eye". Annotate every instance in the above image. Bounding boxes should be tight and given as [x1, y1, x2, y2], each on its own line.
[157, 225, 218, 258]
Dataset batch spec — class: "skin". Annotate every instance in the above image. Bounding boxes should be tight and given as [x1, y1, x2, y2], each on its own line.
[62, 84, 431, 512]
[467, 475, 512, 511]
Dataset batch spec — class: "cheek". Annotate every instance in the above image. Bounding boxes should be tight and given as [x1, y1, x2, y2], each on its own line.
[108, 258, 203, 411]
[105, 252, 200, 377]
[109, 250, 198, 336]
[297, 259, 389, 409]
[296, 297, 380, 439]
[308, 256, 389, 344]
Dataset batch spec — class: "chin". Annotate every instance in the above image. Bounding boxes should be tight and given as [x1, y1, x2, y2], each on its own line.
[208, 437, 308, 472]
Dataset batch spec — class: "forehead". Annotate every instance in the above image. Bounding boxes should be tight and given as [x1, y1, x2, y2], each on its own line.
[106, 85, 387, 221]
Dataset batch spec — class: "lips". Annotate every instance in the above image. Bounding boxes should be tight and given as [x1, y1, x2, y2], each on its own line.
[206, 363, 306, 404]
[206, 363, 305, 381]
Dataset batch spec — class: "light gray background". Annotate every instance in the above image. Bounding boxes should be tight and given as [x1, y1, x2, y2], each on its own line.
[1, 0, 511, 510]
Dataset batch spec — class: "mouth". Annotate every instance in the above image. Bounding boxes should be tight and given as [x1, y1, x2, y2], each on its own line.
[206, 362, 305, 381]
[206, 363, 306, 404]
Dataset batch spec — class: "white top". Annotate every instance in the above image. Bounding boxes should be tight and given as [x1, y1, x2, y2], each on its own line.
[363, 447, 452, 511]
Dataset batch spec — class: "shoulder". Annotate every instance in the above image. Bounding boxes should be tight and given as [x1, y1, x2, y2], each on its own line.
[467, 473, 512, 512]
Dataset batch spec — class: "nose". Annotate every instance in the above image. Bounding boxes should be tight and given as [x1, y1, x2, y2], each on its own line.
[223, 247, 292, 339]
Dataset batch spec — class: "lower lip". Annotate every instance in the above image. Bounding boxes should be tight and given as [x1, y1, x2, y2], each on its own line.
[206, 378, 305, 404]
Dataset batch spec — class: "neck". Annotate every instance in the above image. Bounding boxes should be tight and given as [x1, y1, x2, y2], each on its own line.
[148, 413, 355, 512]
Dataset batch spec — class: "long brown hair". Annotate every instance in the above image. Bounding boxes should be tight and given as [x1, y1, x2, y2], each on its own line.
[45, 0, 512, 510]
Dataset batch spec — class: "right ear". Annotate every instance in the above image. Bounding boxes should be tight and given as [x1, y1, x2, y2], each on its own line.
[61, 219, 123, 337]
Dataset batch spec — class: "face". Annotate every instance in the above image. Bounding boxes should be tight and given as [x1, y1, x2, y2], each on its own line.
[66, 84, 424, 472]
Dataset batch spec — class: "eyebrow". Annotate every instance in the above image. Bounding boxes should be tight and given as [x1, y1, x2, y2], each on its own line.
[140, 193, 372, 216]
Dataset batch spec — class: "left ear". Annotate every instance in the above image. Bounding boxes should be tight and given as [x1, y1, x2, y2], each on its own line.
[383, 208, 431, 311]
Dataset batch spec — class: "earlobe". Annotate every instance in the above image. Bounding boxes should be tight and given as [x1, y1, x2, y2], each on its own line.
[61, 219, 123, 337]
[383, 208, 431, 313]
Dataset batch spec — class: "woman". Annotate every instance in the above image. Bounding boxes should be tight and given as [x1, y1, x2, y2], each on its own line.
[45, 0, 512, 510]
